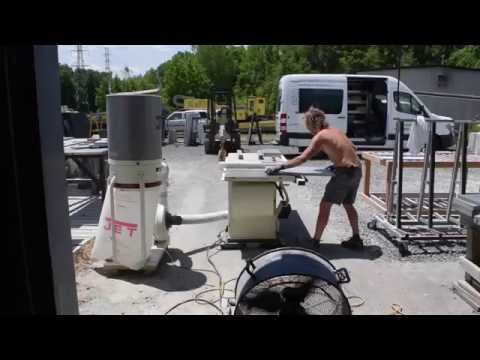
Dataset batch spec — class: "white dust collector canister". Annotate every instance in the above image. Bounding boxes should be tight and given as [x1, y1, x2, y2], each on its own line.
[107, 94, 163, 161]
[92, 94, 167, 270]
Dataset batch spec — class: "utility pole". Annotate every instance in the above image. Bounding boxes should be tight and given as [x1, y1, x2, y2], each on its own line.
[71, 46, 88, 110]
[72, 45, 87, 70]
[104, 47, 112, 93]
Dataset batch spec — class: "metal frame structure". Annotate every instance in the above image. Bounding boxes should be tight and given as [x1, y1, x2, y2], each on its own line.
[64, 138, 108, 201]
[204, 90, 241, 155]
[369, 116, 480, 256]
[247, 112, 264, 145]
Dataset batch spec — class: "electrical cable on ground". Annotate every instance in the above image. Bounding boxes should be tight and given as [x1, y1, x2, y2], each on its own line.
[389, 304, 405, 315]
[164, 298, 224, 315]
[163, 235, 236, 315]
[347, 296, 365, 308]
[164, 236, 366, 315]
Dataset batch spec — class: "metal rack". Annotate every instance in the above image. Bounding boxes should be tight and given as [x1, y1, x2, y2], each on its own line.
[368, 117, 480, 256]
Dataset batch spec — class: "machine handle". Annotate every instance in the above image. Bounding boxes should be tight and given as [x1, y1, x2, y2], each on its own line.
[245, 259, 257, 279]
[335, 268, 351, 284]
[296, 176, 308, 185]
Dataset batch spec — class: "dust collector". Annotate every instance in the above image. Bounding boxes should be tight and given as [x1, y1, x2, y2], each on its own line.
[92, 93, 228, 271]
[92, 94, 170, 270]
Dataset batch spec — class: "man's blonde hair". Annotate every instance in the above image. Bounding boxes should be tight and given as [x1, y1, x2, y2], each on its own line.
[304, 106, 328, 133]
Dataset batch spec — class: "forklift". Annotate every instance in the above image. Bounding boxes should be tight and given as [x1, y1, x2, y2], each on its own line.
[203, 90, 241, 157]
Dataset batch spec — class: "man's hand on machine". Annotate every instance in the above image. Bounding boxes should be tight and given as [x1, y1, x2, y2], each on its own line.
[265, 164, 285, 175]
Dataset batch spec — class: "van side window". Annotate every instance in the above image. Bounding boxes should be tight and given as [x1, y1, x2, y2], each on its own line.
[299, 89, 343, 114]
[394, 92, 422, 115]
[276, 93, 281, 112]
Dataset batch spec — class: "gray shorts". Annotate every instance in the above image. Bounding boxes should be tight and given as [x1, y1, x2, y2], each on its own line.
[322, 166, 362, 205]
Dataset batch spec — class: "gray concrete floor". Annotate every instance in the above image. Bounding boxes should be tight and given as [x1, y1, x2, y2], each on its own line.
[76, 142, 479, 315]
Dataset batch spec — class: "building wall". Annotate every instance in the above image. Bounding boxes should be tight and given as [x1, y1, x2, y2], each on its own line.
[357, 67, 480, 120]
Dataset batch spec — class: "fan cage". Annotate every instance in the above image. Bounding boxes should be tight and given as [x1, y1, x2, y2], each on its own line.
[235, 274, 351, 315]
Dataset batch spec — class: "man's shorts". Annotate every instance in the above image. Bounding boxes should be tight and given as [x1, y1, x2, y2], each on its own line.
[322, 166, 362, 205]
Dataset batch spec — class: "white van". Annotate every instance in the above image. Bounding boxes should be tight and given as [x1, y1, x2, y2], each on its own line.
[275, 74, 454, 151]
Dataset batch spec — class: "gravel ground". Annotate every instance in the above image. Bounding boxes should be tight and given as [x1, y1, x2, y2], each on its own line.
[246, 135, 479, 262]
[279, 156, 479, 263]
[74, 141, 478, 315]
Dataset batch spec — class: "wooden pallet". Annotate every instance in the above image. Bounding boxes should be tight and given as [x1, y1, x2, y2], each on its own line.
[362, 191, 459, 219]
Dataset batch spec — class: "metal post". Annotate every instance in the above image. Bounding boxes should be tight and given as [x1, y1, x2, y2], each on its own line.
[257, 113, 263, 145]
[446, 123, 464, 221]
[109, 176, 117, 262]
[417, 121, 433, 221]
[388, 122, 399, 221]
[99, 155, 106, 201]
[428, 122, 436, 228]
[247, 114, 254, 144]
[461, 123, 468, 194]
[396, 120, 404, 229]
[140, 176, 146, 261]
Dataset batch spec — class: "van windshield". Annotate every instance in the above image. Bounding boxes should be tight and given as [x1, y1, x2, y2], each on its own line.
[299, 89, 343, 114]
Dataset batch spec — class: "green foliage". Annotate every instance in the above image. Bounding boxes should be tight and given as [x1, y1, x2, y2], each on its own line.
[59, 64, 77, 109]
[95, 78, 110, 112]
[59, 45, 479, 115]
[195, 45, 240, 91]
[160, 51, 212, 107]
[447, 46, 480, 69]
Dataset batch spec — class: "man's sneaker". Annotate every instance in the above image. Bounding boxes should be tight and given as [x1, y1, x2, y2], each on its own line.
[341, 235, 364, 250]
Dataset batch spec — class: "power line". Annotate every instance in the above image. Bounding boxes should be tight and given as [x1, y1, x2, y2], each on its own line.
[104, 47, 111, 73]
[71, 46, 88, 110]
[72, 45, 88, 70]
[104, 47, 112, 93]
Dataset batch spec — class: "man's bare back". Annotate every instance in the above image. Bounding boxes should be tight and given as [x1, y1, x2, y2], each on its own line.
[313, 128, 360, 168]
[265, 106, 364, 250]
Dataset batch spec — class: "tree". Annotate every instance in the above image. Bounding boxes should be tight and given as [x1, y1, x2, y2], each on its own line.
[59, 64, 77, 109]
[62, 45, 480, 116]
[196, 45, 239, 91]
[160, 51, 212, 107]
[95, 78, 110, 112]
[447, 46, 480, 68]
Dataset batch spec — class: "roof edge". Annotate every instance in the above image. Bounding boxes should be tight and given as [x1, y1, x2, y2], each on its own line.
[356, 65, 480, 73]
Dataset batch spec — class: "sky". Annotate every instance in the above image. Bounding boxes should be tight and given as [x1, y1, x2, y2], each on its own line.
[58, 45, 192, 77]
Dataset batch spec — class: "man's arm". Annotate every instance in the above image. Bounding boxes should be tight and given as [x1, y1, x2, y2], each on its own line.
[283, 135, 321, 169]
[266, 135, 322, 175]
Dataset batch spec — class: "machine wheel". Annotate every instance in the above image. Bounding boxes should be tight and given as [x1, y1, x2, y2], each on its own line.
[204, 139, 210, 154]
[398, 242, 409, 257]
[367, 219, 378, 230]
[204, 138, 216, 154]
[234, 133, 241, 150]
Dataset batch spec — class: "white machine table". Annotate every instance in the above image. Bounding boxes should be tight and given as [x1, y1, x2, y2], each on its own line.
[219, 149, 333, 247]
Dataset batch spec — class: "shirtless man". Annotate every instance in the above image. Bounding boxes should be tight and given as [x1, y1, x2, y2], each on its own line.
[266, 106, 363, 250]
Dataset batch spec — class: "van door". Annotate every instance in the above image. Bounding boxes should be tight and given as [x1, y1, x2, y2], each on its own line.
[290, 79, 348, 135]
